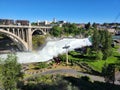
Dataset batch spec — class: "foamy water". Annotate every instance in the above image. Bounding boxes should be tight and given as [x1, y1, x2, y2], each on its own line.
[0, 37, 92, 63]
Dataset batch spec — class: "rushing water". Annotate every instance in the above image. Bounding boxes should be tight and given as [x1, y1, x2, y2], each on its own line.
[112, 35, 120, 40]
[0, 37, 92, 64]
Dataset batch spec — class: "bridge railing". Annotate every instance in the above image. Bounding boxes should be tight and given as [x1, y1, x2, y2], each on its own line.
[0, 25, 52, 28]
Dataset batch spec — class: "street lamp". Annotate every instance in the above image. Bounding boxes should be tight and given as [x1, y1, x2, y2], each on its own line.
[63, 45, 70, 65]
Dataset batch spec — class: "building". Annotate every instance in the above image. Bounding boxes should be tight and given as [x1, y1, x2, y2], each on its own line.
[0, 19, 14, 25]
[57, 21, 66, 24]
[107, 28, 116, 34]
[76, 23, 85, 28]
[37, 20, 51, 26]
[15, 20, 29, 26]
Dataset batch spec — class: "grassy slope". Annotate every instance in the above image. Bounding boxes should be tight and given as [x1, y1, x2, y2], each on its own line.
[88, 56, 118, 72]
[69, 46, 120, 73]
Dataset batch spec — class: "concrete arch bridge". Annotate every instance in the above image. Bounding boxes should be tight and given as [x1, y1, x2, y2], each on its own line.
[0, 25, 52, 51]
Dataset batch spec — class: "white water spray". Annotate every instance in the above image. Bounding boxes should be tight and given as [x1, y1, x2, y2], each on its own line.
[0, 37, 92, 63]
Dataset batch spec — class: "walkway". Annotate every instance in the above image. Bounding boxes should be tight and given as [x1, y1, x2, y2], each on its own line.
[24, 68, 120, 85]
[40, 69, 105, 82]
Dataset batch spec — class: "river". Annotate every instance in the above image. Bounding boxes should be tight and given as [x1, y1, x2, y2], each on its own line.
[0, 37, 92, 63]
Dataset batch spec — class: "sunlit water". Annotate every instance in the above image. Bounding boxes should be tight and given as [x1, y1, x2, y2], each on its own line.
[0, 37, 92, 64]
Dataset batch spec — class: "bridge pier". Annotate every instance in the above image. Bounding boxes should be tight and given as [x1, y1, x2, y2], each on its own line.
[7, 28, 9, 32]
[21, 29, 24, 40]
[17, 29, 19, 35]
[27, 28, 32, 51]
[12, 28, 15, 34]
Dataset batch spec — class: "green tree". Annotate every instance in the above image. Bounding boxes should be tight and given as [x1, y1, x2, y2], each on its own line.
[63, 23, 79, 36]
[0, 54, 23, 90]
[102, 30, 112, 60]
[102, 64, 115, 84]
[99, 30, 106, 46]
[50, 26, 62, 37]
[69, 23, 78, 34]
[85, 22, 91, 30]
[92, 29, 100, 52]
[92, 29, 112, 60]
[63, 23, 71, 35]
[32, 35, 46, 50]
[78, 27, 86, 38]
[31, 22, 37, 26]
[92, 22, 97, 29]
[63, 25, 69, 36]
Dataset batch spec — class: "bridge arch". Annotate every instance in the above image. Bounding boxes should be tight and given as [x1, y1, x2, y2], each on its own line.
[32, 29, 46, 35]
[0, 29, 28, 51]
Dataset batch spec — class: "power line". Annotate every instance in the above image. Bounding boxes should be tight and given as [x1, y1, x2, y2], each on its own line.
[114, 12, 120, 22]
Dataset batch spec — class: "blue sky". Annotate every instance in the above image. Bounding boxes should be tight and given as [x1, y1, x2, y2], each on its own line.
[0, 0, 120, 23]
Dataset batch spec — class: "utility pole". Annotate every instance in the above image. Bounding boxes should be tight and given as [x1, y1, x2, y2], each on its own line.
[63, 45, 70, 65]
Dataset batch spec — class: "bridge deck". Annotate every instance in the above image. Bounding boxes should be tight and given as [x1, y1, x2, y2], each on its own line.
[0, 25, 52, 29]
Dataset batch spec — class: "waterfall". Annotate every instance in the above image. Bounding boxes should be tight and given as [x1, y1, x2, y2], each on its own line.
[0, 37, 92, 63]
